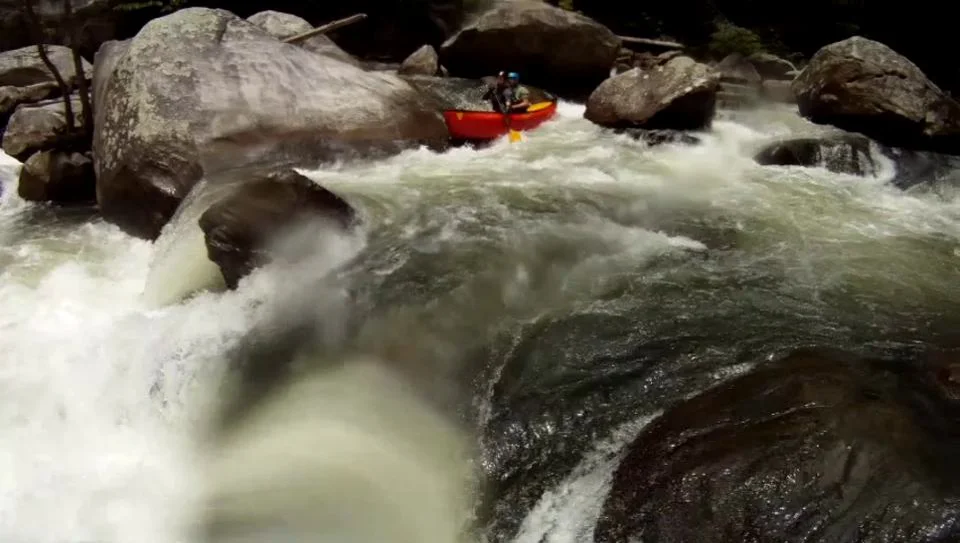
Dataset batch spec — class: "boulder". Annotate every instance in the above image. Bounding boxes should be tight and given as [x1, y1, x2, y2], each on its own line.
[747, 52, 797, 81]
[246, 10, 311, 39]
[0, 82, 59, 126]
[92, 7, 449, 240]
[439, 1, 620, 95]
[0, 45, 92, 88]
[715, 53, 761, 87]
[584, 57, 721, 130]
[198, 168, 356, 288]
[17, 149, 95, 204]
[792, 36, 960, 155]
[595, 348, 960, 543]
[245, 10, 359, 66]
[2, 94, 85, 160]
[399, 45, 440, 76]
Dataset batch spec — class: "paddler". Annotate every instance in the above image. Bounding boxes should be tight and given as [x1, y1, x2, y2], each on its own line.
[504, 72, 531, 113]
[483, 71, 511, 113]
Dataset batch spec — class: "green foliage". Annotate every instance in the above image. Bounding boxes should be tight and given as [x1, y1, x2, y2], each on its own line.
[707, 20, 765, 58]
[113, 0, 187, 13]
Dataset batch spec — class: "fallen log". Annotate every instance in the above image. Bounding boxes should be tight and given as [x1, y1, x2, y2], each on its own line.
[618, 36, 684, 49]
[282, 13, 368, 44]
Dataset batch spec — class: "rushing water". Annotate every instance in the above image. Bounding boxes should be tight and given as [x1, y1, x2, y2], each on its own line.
[2, 102, 960, 542]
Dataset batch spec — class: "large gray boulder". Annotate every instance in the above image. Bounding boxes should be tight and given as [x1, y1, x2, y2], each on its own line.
[793, 36, 960, 154]
[0, 45, 92, 88]
[92, 7, 449, 240]
[198, 168, 356, 289]
[584, 56, 721, 130]
[2, 94, 85, 160]
[245, 10, 359, 67]
[439, 1, 620, 94]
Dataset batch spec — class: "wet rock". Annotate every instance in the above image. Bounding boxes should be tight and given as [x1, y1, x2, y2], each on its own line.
[17, 149, 95, 204]
[198, 168, 356, 289]
[245, 10, 359, 66]
[754, 134, 877, 176]
[747, 52, 797, 81]
[793, 36, 960, 155]
[584, 57, 721, 130]
[399, 45, 440, 76]
[595, 348, 960, 543]
[92, 7, 449, 240]
[755, 133, 960, 189]
[0, 45, 91, 88]
[2, 94, 85, 160]
[616, 128, 702, 147]
[439, 1, 620, 95]
[876, 145, 960, 190]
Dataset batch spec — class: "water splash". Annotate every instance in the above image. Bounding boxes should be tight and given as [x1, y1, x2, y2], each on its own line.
[197, 358, 473, 543]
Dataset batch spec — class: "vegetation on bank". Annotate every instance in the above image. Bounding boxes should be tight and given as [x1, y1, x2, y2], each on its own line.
[549, 0, 958, 92]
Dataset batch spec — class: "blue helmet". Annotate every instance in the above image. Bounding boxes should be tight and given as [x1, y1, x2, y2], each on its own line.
[507, 72, 520, 81]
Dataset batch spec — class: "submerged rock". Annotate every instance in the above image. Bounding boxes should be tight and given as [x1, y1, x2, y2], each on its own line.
[17, 149, 95, 204]
[399, 45, 440, 76]
[754, 134, 878, 177]
[0, 44, 91, 88]
[584, 57, 721, 130]
[595, 348, 960, 543]
[245, 10, 359, 66]
[439, 1, 620, 95]
[92, 7, 448, 240]
[198, 168, 357, 289]
[2, 94, 85, 160]
[793, 36, 960, 154]
[755, 133, 960, 189]
[616, 128, 702, 147]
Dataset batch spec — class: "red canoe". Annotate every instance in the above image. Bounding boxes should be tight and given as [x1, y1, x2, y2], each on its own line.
[443, 101, 558, 140]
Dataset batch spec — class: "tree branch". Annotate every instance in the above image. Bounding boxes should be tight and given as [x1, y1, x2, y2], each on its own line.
[63, 0, 92, 136]
[22, 0, 75, 131]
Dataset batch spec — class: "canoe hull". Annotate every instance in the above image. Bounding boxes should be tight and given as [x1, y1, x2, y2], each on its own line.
[442, 102, 558, 140]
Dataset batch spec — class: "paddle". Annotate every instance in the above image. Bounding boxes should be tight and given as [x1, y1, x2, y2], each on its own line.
[491, 92, 522, 143]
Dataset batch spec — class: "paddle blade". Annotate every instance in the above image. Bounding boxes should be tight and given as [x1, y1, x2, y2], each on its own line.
[527, 101, 554, 112]
[508, 129, 522, 143]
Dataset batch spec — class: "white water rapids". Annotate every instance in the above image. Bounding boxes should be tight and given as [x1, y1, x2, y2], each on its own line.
[2, 102, 960, 542]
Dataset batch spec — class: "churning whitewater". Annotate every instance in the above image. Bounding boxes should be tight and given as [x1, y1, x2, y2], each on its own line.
[3, 102, 960, 543]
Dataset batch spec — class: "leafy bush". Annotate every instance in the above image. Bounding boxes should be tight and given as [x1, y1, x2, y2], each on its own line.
[707, 20, 765, 58]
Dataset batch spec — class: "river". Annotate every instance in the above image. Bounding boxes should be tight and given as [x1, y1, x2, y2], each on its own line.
[2, 102, 960, 542]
